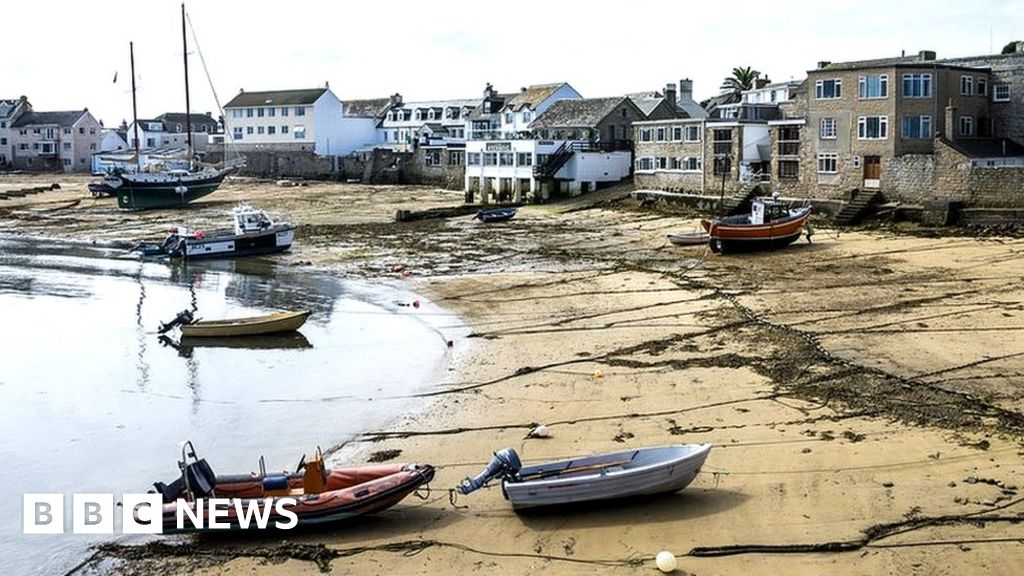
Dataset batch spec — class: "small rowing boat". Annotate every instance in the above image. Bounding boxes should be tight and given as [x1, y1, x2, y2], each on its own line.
[667, 231, 709, 246]
[146, 442, 435, 533]
[474, 207, 518, 223]
[458, 444, 711, 509]
[159, 309, 310, 337]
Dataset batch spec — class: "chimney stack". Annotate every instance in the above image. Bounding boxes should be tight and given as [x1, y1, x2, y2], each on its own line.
[390, 93, 403, 107]
[1016, 41, 1024, 54]
[664, 83, 677, 105]
[678, 78, 693, 101]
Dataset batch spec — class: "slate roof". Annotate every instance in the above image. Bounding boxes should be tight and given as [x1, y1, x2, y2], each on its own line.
[528, 97, 630, 129]
[11, 110, 87, 128]
[945, 137, 1024, 158]
[157, 112, 218, 130]
[0, 98, 24, 119]
[504, 83, 565, 111]
[224, 88, 327, 108]
[342, 98, 391, 118]
[467, 94, 515, 120]
[630, 96, 666, 117]
[816, 55, 988, 73]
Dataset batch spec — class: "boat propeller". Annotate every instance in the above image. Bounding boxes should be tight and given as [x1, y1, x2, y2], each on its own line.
[458, 447, 522, 495]
[158, 309, 195, 334]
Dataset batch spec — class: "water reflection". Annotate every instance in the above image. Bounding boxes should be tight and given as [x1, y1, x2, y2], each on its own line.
[159, 332, 312, 358]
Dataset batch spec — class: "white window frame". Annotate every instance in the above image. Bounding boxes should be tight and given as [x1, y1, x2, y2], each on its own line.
[522, 111, 531, 123]
[467, 152, 481, 166]
[655, 156, 668, 170]
[671, 126, 683, 141]
[902, 74, 933, 98]
[817, 153, 838, 174]
[639, 128, 652, 142]
[993, 83, 1011, 102]
[857, 116, 888, 140]
[819, 117, 837, 139]
[960, 75, 974, 96]
[977, 78, 988, 97]
[815, 79, 842, 99]
[656, 127, 666, 142]
[682, 157, 701, 172]
[858, 74, 888, 99]
[668, 157, 681, 170]
[684, 125, 701, 142]
[900, 115, 932, 139]
[636, 157, 654, 172]
[959, 115, 974, 137]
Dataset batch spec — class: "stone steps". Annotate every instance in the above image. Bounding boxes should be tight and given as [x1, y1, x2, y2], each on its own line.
[835, 190, 881, 224]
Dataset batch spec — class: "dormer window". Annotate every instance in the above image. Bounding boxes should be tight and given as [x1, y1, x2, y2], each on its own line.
[415, 110, 423, 121]
[505, 112, 514, 123]
[428, 110, 435, 120]
[522, 111, 531, 122]
[387, 112, 394, 121]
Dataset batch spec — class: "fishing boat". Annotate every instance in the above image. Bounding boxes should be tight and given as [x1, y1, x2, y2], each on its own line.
[458, 444, 711, 510]
[158, 308, 310, 337]
[133, 204, 295, 259]
[113, 5, 239, 210]
[474, 207, 518, 223]
[146, 442, 435, 533]
[701, 194, 812, 254]
[667, 231, 710, 246]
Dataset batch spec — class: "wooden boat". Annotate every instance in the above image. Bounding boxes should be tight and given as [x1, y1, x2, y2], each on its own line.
[170, 309, 311, 338]
[132, 204, 295, 260]
[458, 444, 711, 510]
[667, 231, 709, 246]
[701, 195, 812, 254]
[474, 207, 518, 222]
[146, 442, 435, 533]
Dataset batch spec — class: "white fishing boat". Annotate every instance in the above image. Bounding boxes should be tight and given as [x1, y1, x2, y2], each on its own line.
[458, 444, 711, 510]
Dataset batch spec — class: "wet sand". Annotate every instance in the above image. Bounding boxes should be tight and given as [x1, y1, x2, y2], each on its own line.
[5, 174, 1024, 575]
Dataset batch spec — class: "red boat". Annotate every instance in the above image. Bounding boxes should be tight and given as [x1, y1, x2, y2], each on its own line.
[145, 442, 434, 533]
[701, 195, 812, 254]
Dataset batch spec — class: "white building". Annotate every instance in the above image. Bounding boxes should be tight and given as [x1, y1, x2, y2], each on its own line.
[379, 94, 479, 151]
[126, 112, 218, 152]
[224, 85, 355, 156]
[497, 82, 581, 138]
[9, 109, 103, 172]
[99, 129, 128, 153]
[0, 96, 30, 167]
[339, 97, 390, 152]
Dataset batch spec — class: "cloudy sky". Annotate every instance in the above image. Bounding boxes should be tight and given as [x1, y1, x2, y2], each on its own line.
[2, 0, 1022, 127]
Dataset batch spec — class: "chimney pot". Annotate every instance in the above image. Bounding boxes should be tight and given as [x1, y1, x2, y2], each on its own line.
[817, 61, 831, 69]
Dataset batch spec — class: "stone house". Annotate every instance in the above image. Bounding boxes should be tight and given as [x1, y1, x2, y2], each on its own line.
[9, 109, 103, 172]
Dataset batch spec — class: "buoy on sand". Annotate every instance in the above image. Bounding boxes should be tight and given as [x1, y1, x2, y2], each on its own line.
[655, 551, 677, 573]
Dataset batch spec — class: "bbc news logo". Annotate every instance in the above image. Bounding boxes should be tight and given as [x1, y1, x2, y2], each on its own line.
[23, 494, 300, 534]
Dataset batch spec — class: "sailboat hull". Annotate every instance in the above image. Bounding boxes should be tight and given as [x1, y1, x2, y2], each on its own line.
[115, 168, 232, 210]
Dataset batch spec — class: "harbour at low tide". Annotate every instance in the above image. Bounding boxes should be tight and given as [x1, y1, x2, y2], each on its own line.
[0, 237, 457, 576]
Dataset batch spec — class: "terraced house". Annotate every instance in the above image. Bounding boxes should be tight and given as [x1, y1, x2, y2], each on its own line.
[9, 109, 102, 173]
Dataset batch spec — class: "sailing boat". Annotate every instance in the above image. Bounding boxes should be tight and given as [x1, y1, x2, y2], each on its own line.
[112, 4, 237, 210]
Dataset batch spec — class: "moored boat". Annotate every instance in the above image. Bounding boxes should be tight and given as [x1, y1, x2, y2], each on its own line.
[458, 444, 711, 510]
[133, 204, 295, 259]
[700, 194, 812, 254]
[114, 165, 237, 210]
[146, 442, 435, 533]
[474, 207, 518, 222]
[159, 308, 310, 337]
[667, 231, 710, 246]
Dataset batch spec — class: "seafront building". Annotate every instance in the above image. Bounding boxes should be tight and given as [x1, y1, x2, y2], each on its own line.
[8, 108, 103, 173]
[126, 112, 219, 153]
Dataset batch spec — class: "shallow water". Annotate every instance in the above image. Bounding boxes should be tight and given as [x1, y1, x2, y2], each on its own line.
[0, 237, 456, 575]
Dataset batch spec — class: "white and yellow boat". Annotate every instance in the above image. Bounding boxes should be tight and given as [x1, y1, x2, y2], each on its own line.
[161, 309, 311, 338]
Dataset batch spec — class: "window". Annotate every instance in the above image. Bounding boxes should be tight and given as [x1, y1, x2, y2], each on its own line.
[63, 158, 71, 166]
[281, 125, 289, 134]
[33, 128, 40, 134]
[713, 129, 732, 155]
[246, 108, 254, 117]
[79, 127, 85, 134]
[268, 126, 276, 135]
[467, 152, 481, 166]
[636, 157, 654, 171]
[858, 75, 888, 99]
[778, 125, 800, 155]
[89, 143, 96, 150]
[233, 127, 243, 140]
[516, 152, 532, 166]
[425, 150, 441, 166]
[63, 142, 71, 150]
[671, 126, 683, 141]
[902, 74, 932, 98]
[778, 160, 799, 180]
[499, 152, 514, 166]
[89, 128, 96, 135]
[19, 129, 26, 135]
[685, 125, 701, 142]
[295, 107, 305, 116]
[522, 111, 531, 123]
[901, 115, 932, 139]
[713, 157, 731, 175]
[427, 110, 436, 120]
[483, 152, 497, 166]
[959, 116, 974, 136]
[449, 151, 464, 165]
[960, 76, 974, 96]
[0, 138, 5, 145]
[818, 153, 838, 174]
[815, 79, 842, 99]
[977, 78, 988, 97]
[268, 108, 276, 117]
[656, 127, 666, 141]
[857, 116, 888, 139]
[257, 126, 265, 134]
[257, 108, 265, 117]
[668, 157, 681, 170]
[656, 157, 668, 170]
[819, 117, 837, 139]
[639, 128, 652, 142]
[993, 83, 1011, 102]
[293, 125, 306, 139]
[682, 157, 701, 172]
[19, 143, 27, 150]
[246, 126, 254, 135]
[504, 112, 514, 124]
[232, 109, 241, 118]
[282, 107, 289, 117]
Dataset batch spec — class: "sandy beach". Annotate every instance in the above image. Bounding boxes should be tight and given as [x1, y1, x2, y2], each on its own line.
[4, 174, 1024, 575]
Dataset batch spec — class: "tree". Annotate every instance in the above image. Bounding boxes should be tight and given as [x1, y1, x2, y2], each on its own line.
[1002, 41, 1020, 55]
[721, 66, 762, 95]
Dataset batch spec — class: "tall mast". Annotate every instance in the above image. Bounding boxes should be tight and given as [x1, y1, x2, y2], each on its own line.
[130, 41, 140, 169]
[181, 3, 193, 154]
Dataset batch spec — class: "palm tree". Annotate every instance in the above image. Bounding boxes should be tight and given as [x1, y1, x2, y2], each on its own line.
[720, 66, 762, 95]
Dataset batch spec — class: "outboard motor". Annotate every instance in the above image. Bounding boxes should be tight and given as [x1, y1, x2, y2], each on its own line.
[458, 448, 522, 495]
[158, 309, 195, 334]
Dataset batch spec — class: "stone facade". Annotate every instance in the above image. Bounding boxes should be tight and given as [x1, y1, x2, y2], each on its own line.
[633, 119, 759, 195]
[939, 46, 1024, 142]
[403, 146, 465, 189]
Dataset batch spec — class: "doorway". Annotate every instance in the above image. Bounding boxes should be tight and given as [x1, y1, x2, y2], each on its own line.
[863, 156, 881, 188]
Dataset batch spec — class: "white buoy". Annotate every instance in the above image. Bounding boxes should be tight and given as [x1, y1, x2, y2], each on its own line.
[655, 550, 677, 573]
